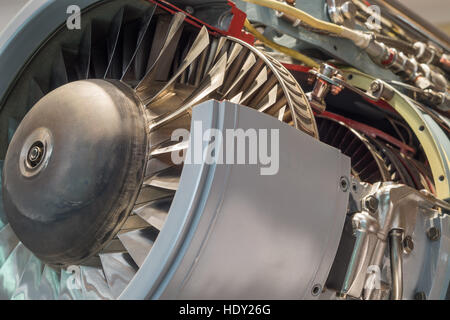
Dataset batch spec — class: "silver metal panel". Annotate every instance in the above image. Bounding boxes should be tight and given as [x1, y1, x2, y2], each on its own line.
[0, 224, 19, 267]
[403, 213, 450, 300]
[0, 242, 31, 299]
[80, 266, 113, 300]
[100, 252, 138, 298]
[11, 253, 43, 300]
[37, 265, 60, 299]
[121, 100, 351, 299]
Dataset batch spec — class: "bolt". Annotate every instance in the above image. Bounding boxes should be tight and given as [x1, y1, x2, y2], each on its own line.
[185, 6, 194, 15]
[427, 227, 441, 241]
[414, 292, 427, 300]
[28, 146, 42, 162]
[311, 284, 322, 296]
[340, 176, 349, 192]
[402, 236, 414, 254]
[370, 80, 381, 93]
[365, 196, 378, 213]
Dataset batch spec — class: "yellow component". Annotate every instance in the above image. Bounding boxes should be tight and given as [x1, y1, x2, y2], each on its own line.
[342, 67, 450, 200]
[241, 0, 368, 46]
[244, 19, 319, 68]
[242, 0, 344, 35]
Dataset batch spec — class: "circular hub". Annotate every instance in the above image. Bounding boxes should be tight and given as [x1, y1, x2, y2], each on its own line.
[2, 79, 147, 266]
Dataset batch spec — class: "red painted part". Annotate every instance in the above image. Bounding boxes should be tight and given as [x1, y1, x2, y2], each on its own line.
[320, 111, 416, 154]
[381, 48, 396, 66]
[148, 0, 254, 44]
[227, 1, 255, 44]
[282, 63, 312, 73]
[362, 95, 396, 113]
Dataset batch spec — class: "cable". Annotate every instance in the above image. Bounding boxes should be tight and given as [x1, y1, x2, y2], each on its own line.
[241, 0, 370, 46]
[242, 0, 343, 34]
[244, 19, 319, 68]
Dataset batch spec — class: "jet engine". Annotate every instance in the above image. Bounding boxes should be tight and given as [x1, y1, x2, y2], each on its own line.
[0, 0, 448, 300]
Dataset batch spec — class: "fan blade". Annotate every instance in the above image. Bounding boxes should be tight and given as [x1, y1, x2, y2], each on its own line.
[145, 157, 175, 179]
[11, 254, 43, 300]
[136, 185, 175, 205]
[78, 23, 92, 79]
[222, 52, 256, 97]
[118, 227, 159, 267]
[104, 7, 125, 79]
[59, 268, 84, 300]
[37, 265, 60, 299]
[149, 52, 227, 129]
[120, 215, 151, 232]
[121, 5, 157, 83]
[143, 165, 182, 191]
[0, 224, 19, 267]
[79, 266, 114, 300]
[136, 13, 185, 91]
[7, 117, 19, 144]
[240, 67, 268, 103]
[133, 197, 172, 231]
[150, 140, 189, 157]
[90, 20, 109, 78]
[225, 42, 243, 69]
[102, 239, 127, 254]
[27, 78, 44, 109]
[257, 85, 278, 112]
[278, 105, 287, 121]
[50, 48, 69, 90]
[0, 243, 31, 299]
[143, 26, 210, 104]
[99, 252, 138, 298]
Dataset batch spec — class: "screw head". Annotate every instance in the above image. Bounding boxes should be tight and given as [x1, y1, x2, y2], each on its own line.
[370, 81, 381, 93]
[427, 227, 441, 241]
[28, 146, 41, 162]
[26, 141, 45, 168]
[340, 176, 349, 192]
[403, 236, 414, 254]
[365, 196, 379, 213]
[311, 284, 322, 296]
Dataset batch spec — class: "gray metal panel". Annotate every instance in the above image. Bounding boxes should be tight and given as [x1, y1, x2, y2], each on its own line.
[121, 100, 351, 299]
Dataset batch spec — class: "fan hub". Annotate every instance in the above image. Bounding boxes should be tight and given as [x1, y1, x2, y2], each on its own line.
[2, 79, 148, 266]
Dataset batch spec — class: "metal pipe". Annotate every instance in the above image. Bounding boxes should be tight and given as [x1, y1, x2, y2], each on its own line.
[389, 229, 404, 300]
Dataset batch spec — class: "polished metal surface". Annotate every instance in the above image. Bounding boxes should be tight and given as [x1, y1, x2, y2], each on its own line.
[0, 224, 19, 267]
[0, 0, 447, 301]
[389, 229, 404, 300]
[0, 243, 31, 299]
[118, 228, 159, 267]
[121, 101, 351, 299]
[99, 252, 138, 299]
[2, 79, 147, 266]
[11, 253, 43, 300]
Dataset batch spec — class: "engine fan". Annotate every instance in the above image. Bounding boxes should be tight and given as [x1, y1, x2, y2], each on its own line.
[0, 0, 317, 299]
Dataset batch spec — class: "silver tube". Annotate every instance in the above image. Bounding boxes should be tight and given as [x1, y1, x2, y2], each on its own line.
[389, 229, 404, 300]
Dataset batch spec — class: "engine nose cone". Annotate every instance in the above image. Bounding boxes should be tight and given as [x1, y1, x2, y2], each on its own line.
[1, 80, 147, 266]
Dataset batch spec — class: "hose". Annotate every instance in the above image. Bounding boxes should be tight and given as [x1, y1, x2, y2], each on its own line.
[374, 34, 416, 55]
[241, 0, 369, 46]
[389, 229, 404, 300]
[244, 19, 319, 68]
